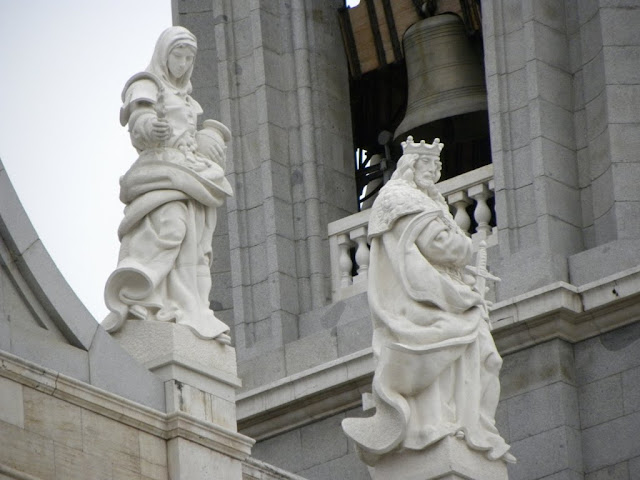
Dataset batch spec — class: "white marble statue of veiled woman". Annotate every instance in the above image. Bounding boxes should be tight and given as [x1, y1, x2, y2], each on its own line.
[103, 26, 233, 344]
[342, 137, 513, 464]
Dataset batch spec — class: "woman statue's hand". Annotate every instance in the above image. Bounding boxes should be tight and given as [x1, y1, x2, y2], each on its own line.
[198, 138, 225, 166]
[150, 118, 172, 142]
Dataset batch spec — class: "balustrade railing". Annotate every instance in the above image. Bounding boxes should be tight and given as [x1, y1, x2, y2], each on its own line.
[328, 164, 496, 301]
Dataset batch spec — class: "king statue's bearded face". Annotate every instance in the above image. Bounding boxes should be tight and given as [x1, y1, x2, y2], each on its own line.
[414, 154, 442, 189]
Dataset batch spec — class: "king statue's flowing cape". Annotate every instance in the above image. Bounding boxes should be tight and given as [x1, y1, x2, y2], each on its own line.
[342, 178, 511, 462]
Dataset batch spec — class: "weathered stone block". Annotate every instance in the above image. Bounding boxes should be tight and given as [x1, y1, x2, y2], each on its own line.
[609, 123, 640, 164]
[537, 63, 573, 112]
[500, 340, 576, 400]
[10, 325, 89, 383]
[508, 426, 583, 480]
[585, 89, 607, 140]
[23, 387, 83, 450]
[537, 99, 576, 150]
[507, 382, 579, 442]
[591, 167, 614, 219]
[585, 462, 629, 480]
[579, 374, 624, 428]
[167, 437, 243, 479]
[139, 432, 168, 478]
[533, 0, 566, 33]
[89, 327, 166, 411]
[506, 29, 525, 73]
[238, 348, 285, 391]
[583, 51, 606, 104]
[622, 365, 640, 415]
[300, 414, 349, 471]
[536, 177, 581, 227]
[284, 329, 338, 376]
[529, 22, 570, 71]
[509, 107, 531, 149]
[588, 127, 612, 182]
[81, 409, 141, 474]
[601, 8, 640, 46]
[53, 443, 112, 480]
[336, 316, 373, 357]
[613, 162, 640, 201]
[579, 11, 603, 64]
[0, 377, 23, 428]
[251, 429, 303, 474]
[581, 185, 594, 228]
[607, 85, 640, 124]
[575, 321, 640, 385]
[299, 449, 371, 480]
[582, 411, 640, 473]
[507, 68, 528, 110]
[514, 184, 537, 227]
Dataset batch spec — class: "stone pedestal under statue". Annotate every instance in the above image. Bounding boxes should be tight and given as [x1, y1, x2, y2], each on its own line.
[369, 436, 507, 480]
[112, 320, 253, 479]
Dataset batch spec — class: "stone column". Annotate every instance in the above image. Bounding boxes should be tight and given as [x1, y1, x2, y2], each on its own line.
[112, 320, 254, 479]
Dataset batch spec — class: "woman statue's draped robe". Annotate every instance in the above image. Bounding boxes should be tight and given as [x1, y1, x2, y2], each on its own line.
[342, 178, 511, 463]
[103, 27, 232, 340]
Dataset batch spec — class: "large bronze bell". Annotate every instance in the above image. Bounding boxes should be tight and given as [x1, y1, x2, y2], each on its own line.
[394, 13, 487, 142]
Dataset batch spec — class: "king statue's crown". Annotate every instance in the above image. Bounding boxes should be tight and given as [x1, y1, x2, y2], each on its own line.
[401, 136, 444, 156]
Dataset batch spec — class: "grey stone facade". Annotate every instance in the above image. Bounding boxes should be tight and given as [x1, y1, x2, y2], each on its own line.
[1, 0, 638, 478]
[180, 0, 640, 479]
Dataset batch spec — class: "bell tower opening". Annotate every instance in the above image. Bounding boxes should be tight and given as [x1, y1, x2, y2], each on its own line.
[338, 1, 489, 207]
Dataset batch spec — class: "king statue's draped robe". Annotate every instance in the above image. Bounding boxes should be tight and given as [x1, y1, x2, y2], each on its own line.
[342, 179, 511, 463]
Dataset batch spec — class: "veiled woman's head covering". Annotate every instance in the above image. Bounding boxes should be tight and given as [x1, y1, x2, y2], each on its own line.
[146, 26, 197, 94]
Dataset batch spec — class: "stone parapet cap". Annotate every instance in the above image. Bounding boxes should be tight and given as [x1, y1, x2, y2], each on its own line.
[237, 265, 640, 440]
[0, 349, 254, 459]
[243, 457, 310, 480]
[491, 264, 640, 354]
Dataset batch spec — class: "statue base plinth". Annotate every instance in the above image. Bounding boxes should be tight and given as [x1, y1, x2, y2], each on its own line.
[112, 319, 241, 429]
[112, 319, 253, 480]
[370, 437, 508, 480]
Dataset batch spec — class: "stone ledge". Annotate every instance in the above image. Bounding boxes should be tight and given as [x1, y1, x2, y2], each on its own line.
[0, 350, 255, 459]
[237, 266, 640, 440]
[242, 457, 310, 480]
[0, 462, 41, 480]
[237, 348, 373, 440]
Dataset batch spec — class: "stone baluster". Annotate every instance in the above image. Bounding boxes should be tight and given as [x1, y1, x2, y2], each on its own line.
[447, 191, 472, 236]
[337, 233, 354, 287]
[350, 226, 370, 283]
[468, 183, 493, 240]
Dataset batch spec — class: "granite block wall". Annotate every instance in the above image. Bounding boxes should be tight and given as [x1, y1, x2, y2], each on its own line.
[246, 325, 640, 480]
[251, 407, 371, 480]
[576, 321, 640, 478]
[0, 378, 168, 480]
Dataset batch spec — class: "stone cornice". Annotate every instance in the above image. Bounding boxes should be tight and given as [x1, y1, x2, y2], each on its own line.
[237, 266, 640, 440]
[0, 350, 254, 458]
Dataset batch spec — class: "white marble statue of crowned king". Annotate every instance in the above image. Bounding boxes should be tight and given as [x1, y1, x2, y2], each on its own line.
[342, 136, 514, 465]
[102, 26, 233, 344]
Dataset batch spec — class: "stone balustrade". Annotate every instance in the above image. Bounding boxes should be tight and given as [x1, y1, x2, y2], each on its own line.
[328, 164, 496, 301]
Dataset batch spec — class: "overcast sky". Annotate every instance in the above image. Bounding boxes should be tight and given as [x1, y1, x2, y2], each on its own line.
[0, 1, 172, 321]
